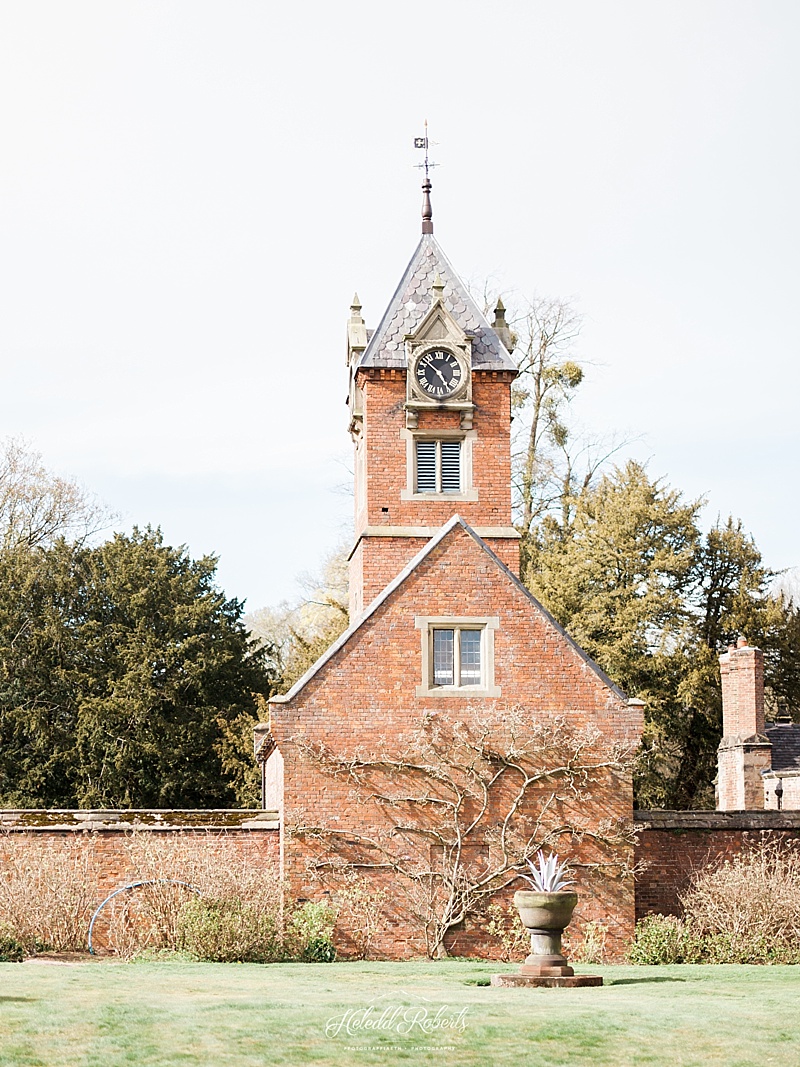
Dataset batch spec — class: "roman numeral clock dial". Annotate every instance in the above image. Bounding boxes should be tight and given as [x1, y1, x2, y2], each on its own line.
[415, 349, 463, 398]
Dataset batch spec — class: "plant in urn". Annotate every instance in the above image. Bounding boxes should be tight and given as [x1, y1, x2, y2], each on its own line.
[491, 852, 603, 987]
[514, 851, 577, 977]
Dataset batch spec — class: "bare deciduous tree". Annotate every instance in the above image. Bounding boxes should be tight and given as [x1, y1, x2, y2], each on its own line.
[246, 546, 349, 693]
[0, 437, 110, 550]
[512, 296, 585, 537]
[471, 286, 629, 547]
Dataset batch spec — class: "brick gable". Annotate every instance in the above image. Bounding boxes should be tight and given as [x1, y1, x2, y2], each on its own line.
[269, 518, 642, 958]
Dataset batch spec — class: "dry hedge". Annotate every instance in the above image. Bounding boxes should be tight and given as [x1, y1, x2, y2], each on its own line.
[0, 831, 334, 961]
[629, 842, 800, 964]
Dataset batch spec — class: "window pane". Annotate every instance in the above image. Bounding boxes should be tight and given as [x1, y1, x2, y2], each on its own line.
[459, 629, 482, 685]
[433, 629, 454, 686]
[416, 441, 437, 493]
[440, 441, 461, 492]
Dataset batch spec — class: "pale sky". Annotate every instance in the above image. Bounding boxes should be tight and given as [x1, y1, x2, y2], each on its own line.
[1, 1, 798, 609]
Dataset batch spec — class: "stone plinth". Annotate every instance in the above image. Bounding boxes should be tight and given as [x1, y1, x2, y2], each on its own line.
[491, 973, 603, 988]
[520, 962, 574, 977]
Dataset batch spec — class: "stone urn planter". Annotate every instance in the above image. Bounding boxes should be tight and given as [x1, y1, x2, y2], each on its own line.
[513, 889, 578, 977]
[491, 852, 602, 988]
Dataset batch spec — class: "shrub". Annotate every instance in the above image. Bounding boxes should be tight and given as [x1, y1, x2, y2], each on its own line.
[701, 929, 800, 965]
[98, 831, 285, 958]
[0, 924, 25, 962]
[627, 914, 702, 964]
[0, 834, 98, 953]
[333, 875, 387, 960]
[287, 901, 337, 962]
[486, 902, 529, 963]
[570, 921, 609, 965]
[630, 843, 800, 965]
[0, 830, 341, 963]
[178, 897, 338, 964]
[680, 843, 800, 962]
[177, 897, 283, 963]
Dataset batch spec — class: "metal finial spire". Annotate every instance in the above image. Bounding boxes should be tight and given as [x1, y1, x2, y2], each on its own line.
[421, 178, 433, 234]
[414, 120, 437, 235]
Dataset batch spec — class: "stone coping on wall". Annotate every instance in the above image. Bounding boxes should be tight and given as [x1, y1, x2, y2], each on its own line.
[0, 809, 280, 831]
[636, 809, 800, 830]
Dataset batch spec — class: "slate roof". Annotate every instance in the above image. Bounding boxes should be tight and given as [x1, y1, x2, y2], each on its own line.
[358, 235, 517, 372]
[269, 514, 627, 706]
[766, 723, 800, 773]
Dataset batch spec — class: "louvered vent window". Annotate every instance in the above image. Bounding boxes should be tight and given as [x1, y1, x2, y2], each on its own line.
[416, 441, 437, 493]
[440, 441, 461, 492]
[415, 439, 461, 494]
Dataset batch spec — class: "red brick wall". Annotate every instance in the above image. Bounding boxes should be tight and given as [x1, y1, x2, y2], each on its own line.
[0, 818, 279, 945]
[12, 811, 800, 958]
[634, 811, 800, 919]
[273, 523, 642, 960]
[349, 369, 520, 615]
[352, 534, 521, 616]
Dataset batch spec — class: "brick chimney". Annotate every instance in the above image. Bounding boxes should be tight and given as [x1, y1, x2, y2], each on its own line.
[717, 638, 771, 810]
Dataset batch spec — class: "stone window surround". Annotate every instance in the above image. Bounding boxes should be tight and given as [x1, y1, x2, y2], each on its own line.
[415, 615, 501, 698]
[400, 427, 478, 502]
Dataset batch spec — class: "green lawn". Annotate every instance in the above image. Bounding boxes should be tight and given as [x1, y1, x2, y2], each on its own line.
[1, 959, 799, 1066]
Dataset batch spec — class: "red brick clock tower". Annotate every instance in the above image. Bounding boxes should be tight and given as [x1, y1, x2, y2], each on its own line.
[260, 176, 642, 961]
[345, 193, 520, 618]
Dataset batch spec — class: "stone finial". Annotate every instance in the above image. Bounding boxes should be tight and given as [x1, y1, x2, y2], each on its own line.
[492, 296, 515, 353]
[432, 273, 445, 298]
[347, 292, 368, 361]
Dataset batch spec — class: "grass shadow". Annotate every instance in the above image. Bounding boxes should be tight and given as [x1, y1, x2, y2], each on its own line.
[0, 996, 37, 1002]
[608, 977, 687, 986]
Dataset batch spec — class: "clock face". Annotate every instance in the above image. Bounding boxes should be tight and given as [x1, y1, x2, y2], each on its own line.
[415, 348, 463, 398]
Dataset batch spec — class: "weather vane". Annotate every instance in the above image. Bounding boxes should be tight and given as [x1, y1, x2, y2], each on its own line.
[414, 120, 438, 235]
[413, 119, 438, 179]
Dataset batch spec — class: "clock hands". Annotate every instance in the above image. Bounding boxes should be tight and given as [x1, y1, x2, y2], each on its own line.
[415, 349, 461, 397]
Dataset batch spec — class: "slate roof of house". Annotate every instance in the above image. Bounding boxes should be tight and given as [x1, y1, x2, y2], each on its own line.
[269, 514, 627, 706]
[766, 723, 800, 773]
[358, 235, 517, 372]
